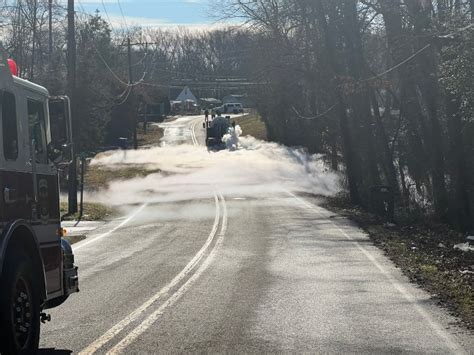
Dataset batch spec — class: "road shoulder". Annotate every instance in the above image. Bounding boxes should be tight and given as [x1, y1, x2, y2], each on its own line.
[321, 194, 474, 332]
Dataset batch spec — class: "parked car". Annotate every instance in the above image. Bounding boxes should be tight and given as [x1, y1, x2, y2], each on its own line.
[223, 103, 244, 114]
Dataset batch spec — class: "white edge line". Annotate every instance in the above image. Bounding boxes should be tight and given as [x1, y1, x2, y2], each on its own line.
[74, 203, 148, 251]
[78, 194, 221, 354]
[107, 192, 228, 354]
[287, 191, 467, 355]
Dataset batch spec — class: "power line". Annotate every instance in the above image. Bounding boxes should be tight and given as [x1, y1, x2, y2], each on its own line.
[150, 67, 248, 80]
[56, 2, 251, 87]
[292, 104, 337, 120]
[137, 81, 263, 90]
[132, 52, 148, 67]
[36, 1, 256, 92]
[80, 26, 130, 85]
[362, 23, 474, 83]
[361, 44, 432, 83]
[101, 0, 117, 33]
[115, 85, 132, 105]
[73, 2, 146, 88]
[116, 0, 129, 34]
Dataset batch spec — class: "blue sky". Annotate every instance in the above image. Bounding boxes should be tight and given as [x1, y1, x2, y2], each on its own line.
[77, 0, 218, 28]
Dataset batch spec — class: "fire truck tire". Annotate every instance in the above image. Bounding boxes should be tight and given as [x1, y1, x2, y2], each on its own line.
[0, 250, 41, 354]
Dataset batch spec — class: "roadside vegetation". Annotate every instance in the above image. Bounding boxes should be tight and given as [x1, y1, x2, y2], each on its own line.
[60, 201, 116, 221]
[84, 124, 163, 190]
[84, 165, 161, 190]
[137, 124, 164, 147]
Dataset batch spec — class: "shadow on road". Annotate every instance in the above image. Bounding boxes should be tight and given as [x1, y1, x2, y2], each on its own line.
[38, 349, 72, 355]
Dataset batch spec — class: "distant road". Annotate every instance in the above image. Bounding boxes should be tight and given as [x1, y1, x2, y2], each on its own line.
[40, 115, 472, 354]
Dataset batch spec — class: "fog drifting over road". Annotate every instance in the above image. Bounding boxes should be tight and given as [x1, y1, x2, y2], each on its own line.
[89, 133, 341, 206]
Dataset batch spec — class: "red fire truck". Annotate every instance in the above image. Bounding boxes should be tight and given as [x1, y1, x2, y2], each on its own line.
[0, 47, 79, 352]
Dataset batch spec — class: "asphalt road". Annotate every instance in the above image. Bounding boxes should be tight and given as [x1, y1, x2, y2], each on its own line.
[40, 115, 473, 354]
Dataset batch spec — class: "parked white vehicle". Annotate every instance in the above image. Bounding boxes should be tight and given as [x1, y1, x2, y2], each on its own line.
[221, 103, 244, 114]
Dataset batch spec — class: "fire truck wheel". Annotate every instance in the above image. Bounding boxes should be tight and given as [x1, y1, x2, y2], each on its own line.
[0, 250, 41, 354]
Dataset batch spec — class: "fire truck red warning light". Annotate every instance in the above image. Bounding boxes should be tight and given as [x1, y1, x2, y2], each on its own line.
[7, 58, 18, 76]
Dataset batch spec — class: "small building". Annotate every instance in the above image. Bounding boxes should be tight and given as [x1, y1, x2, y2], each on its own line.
[170, 87, 200, 114]
[176, 86, 198, 103]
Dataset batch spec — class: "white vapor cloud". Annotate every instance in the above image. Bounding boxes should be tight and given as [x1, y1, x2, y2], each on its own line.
[89, 135, 341, 206]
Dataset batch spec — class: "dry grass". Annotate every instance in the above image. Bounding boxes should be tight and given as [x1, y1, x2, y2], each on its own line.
[234, 112, 268, 141]
[85, 165, 161, 190]
[60, 201, 117, 221]
[137, 124, 164, 146]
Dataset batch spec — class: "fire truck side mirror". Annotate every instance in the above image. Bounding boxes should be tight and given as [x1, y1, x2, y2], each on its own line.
[48, 96, 72, 163]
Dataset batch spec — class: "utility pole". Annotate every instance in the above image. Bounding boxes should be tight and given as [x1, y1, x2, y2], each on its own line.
[143, 104, 148, 134]
[67, 0, 78, 214]
[48, 0, 53, 60]
[31, 0, 37, 80]
[471, 0, 474, 22]
[127, 37, 138, 150]
[67, 0, 76, 96]
[16, 1, 23, 76]
[143, 42, 148, 134]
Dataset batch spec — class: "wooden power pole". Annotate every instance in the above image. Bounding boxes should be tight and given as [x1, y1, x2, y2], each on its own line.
[67, 0, 78, 214]
[48, 0, 53, 60]
[31, 0, 37, 80]
[67, 0, 76, 96]
[127, 37, 138, 150]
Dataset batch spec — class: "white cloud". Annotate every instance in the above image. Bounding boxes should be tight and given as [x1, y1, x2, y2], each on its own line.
[106, 14, 171, 28]
[106, 14, 234, 32]
[69, 0, 124, 3]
